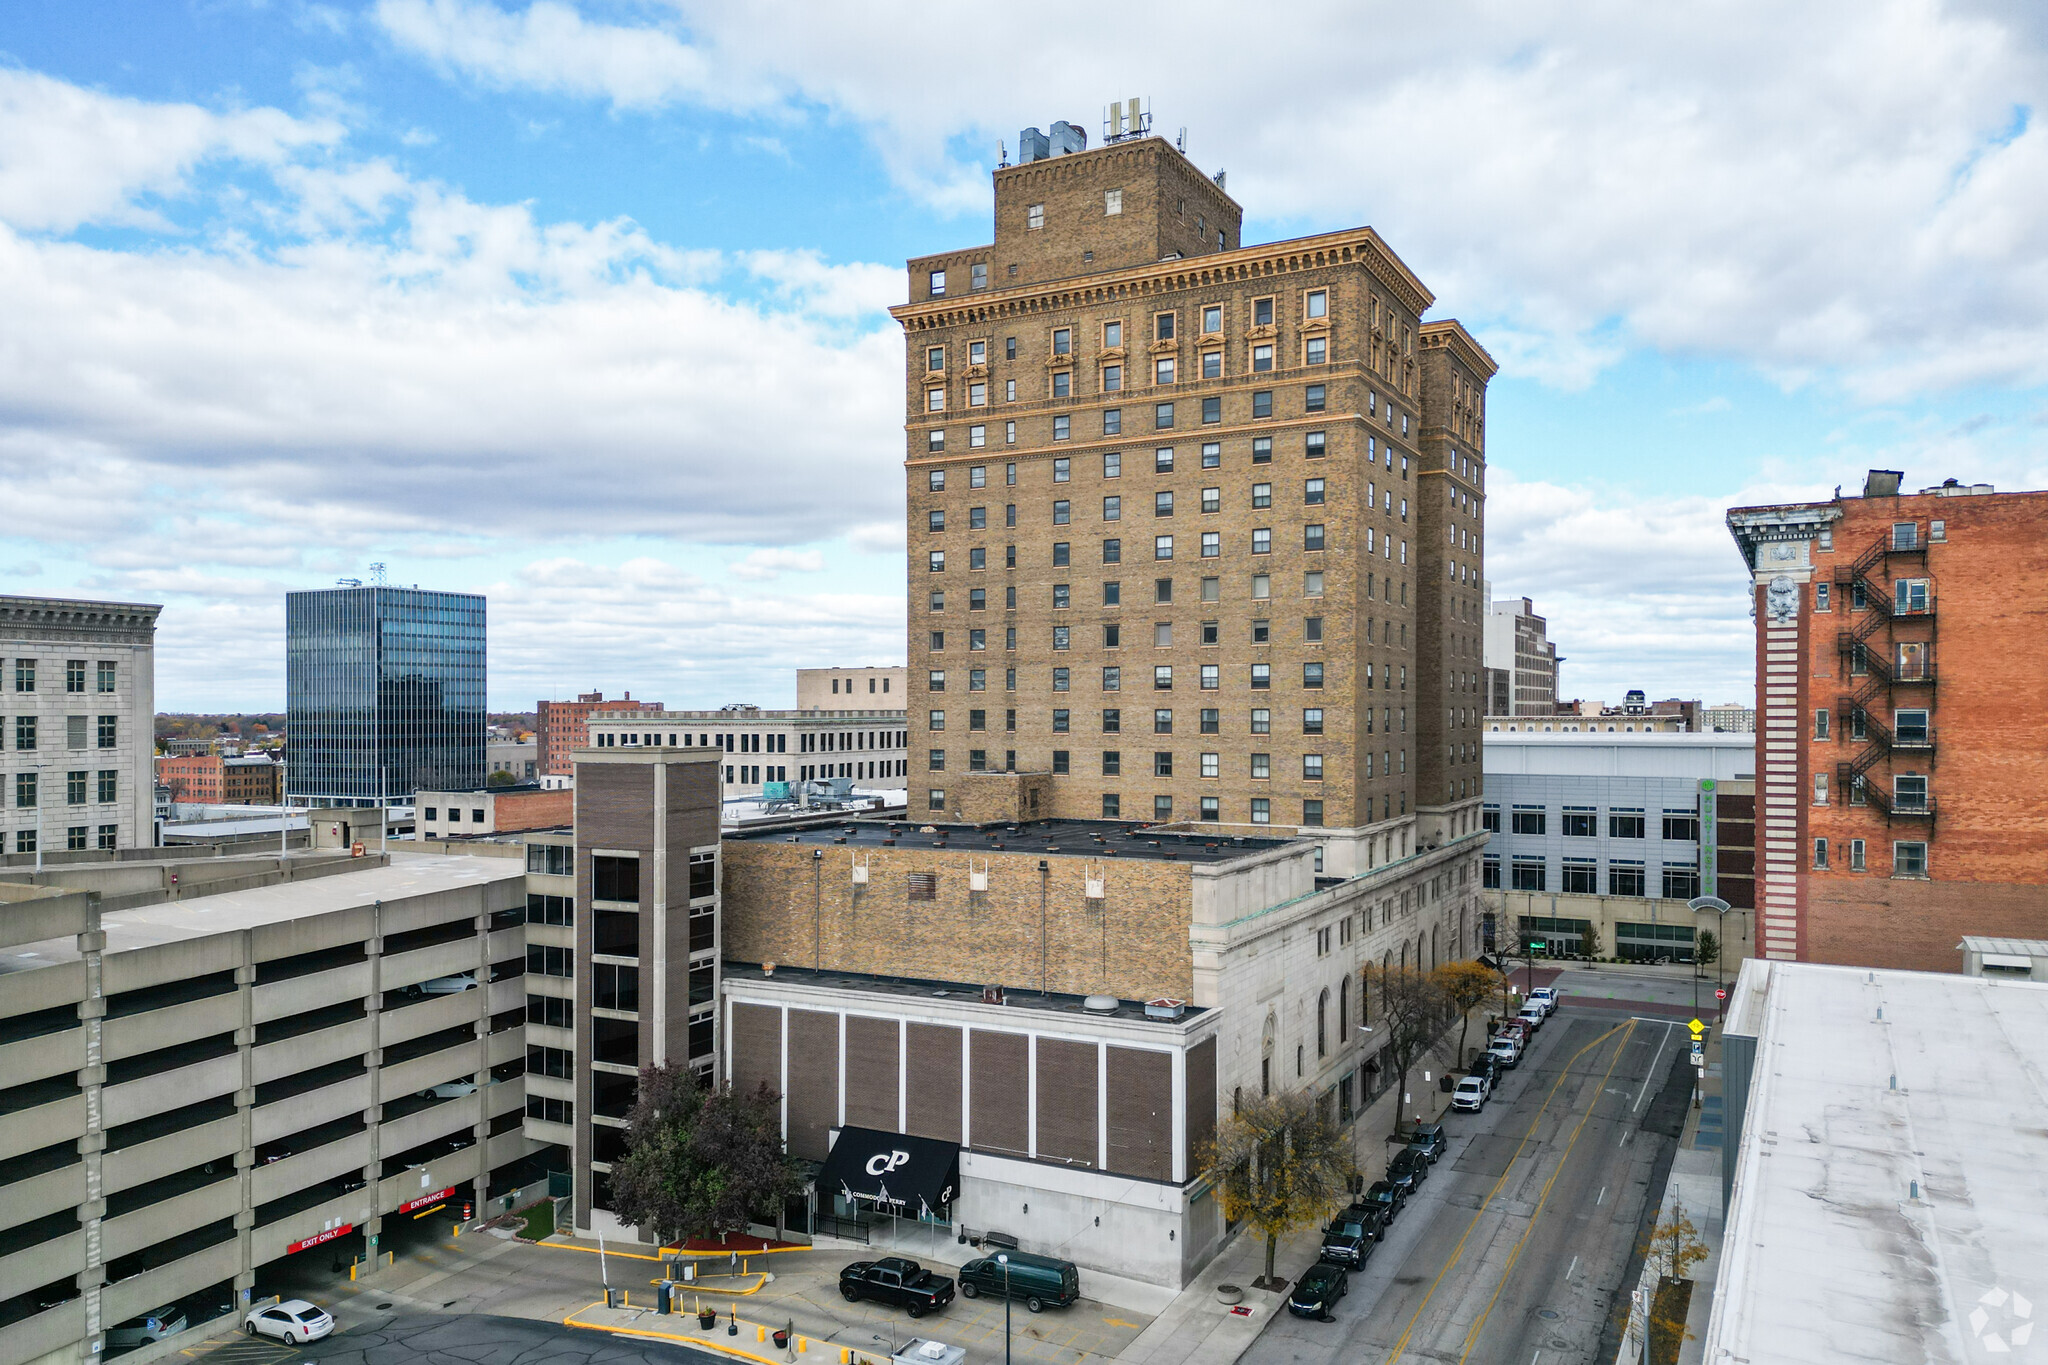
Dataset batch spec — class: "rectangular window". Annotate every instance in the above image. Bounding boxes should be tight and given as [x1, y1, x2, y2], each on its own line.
[1510, 859, 1546, 892]
[1850, 838, 1867, 871]
[14, 715, 35, 750]
[1815, 708, 1830, 740]
[1053, 328, 1072, 356]
[1815, 582, 1830, 612]
[1102, 666, 1120, 691]
[1813, 837, 1830, 870]
[1608, 861, 1646, 897]
[64, 660, 85, 692]
[1561, 806, 1596, 837]
[1102, 538, 1121, 563]
[1305, 289, 1327, 319]
[1305, 383, 1326, 413]
[14, 658, 35, 691]
[97, 662, 118, 694]
[1104, 320, 1122, 347]
[1053, 542, 1070, 566]
[1053, 415, 1070, 440]
[1252, 344, 1273, 372]
[1156, 313, 1175, 341]
[1482, 857, 1502, 889]
[1202, 350, 1223, 380]
[1052, 709, 1070, 732]
[1252, 435, 1272, 464]
[1251, 573, 1270, 599]
[96, 715, 117, 749]
[969, 385, 987, 409]
[1202, 304, 1222, 334]
[1302, 754, 1323, 780]
[96, 769, 116, 804]
[1104, 583, 1121, 606]
[1155, 535, 1173, 560]
[1814, 772, 1830, 806]
[1304, 524, 1326, 551]
[1252, 528, 1271, 554]
[1027, 203, 1044, 230]
[1052, 499, 1070, 524]
[1250, 709, 1271, 735]
[1155, 403, 1174, 429]
[1202, 395, 1221, 423]
[1482, 806, 1501, 832]
[1511, 806, 1546, 835]
[1306, 336, 1327, 365]
[1609, 810, 1646, 839]
[1894, 841, 1928, 876]
[1306, 430, 1326, 458]
[1662, 863, 1701, 899]
[1562, 859, 1599, 894]
[1103, 709, 1122, 733]
[1250, 663, 1270, 690]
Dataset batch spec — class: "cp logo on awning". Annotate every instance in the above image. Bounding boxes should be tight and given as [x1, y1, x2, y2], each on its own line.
[865, 1150, 911, 1176]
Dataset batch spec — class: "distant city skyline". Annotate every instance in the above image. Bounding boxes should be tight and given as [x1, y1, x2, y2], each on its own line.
[4, 5, 2045, 712]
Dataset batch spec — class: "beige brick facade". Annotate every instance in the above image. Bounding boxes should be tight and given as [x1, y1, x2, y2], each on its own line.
[891, 137, 1493, 877]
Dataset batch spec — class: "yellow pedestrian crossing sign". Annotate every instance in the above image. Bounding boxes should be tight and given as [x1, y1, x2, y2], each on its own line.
[1688, 1018, 1706, 1038]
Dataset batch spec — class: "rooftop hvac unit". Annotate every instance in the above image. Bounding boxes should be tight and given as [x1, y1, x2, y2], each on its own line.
[1049, 120, 1087, 156]
[1017, 126, 1049, 163]
[1145, 998, 1187, 1020]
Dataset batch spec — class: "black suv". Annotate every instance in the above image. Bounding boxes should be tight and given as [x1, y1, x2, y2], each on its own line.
[1389, 1147, 1432, 1190]
[1319, 1209, 1379, 1268]
[1406, 1122, 1449, 1164]
[1363, 1179, 1406, 1221]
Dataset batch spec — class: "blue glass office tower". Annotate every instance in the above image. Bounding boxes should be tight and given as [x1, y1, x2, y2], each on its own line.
[285, 586, 487, 805]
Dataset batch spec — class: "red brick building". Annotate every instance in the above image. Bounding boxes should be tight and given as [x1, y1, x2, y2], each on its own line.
[1728, 471, 2048, 971]
[157, 754, 222, 803]
[536, 691, 662, 777]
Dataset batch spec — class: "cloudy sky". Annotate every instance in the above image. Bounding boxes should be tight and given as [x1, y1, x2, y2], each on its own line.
[3, 1, 2045, 712]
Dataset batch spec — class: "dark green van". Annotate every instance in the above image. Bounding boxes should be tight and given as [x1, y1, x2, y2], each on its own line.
[957, 1251, 1080, 1312]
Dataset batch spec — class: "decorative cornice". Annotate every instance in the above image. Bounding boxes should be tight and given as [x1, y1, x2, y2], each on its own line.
[0, 595, 161, 644]
[1418, 320, 1499, 381]
[891, 225, 1437, 331]
[1725, 504, 1844, 570]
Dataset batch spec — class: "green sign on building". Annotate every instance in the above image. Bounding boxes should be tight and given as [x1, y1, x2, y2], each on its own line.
[1698, 777, 1718, 898]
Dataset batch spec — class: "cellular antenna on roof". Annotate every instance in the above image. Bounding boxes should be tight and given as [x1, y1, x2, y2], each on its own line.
[1176, 126, 1187, 153]
[368, 562, 387, 586]
[998, 139, 1009, 168]
[1104, 97, 1150, 144]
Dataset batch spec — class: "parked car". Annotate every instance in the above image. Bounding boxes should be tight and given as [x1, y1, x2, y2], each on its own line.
[1518, 1004, 1547, 1031]
[839, 1258, 955, 1318]
[1499, 1018, 1531, 1044]
[1381, 1155, 1421, 1198]
[1389, 1147, 1432, 1190]
[243, 1301, 333, 1345]
[957, 1250, 1078, 1312]
[1470, 1052, 1501, 1086]
[1319, 1209, 1379, 1268]
[1406, 1121, 1449, 1163]
[1488, 1037, 1522, 1070]
[419, 1080, 478, 1099]
[108, 1305, 188, 1348]
[1286, 1261, 1350, 1320]
[1452, 1075, 1489, 1112]
[1529, 986, 1560, 1013]
[1362, 1179, 1406, 1221]
[405, 973, 478, 998]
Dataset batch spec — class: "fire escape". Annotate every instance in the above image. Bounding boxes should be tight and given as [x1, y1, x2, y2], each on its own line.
[1833, 524, 1938, 825]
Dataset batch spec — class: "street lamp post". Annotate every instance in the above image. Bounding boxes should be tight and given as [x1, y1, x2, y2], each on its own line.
[997, 1252, 1012, 1365]
[1686, 896, 1741, 1018]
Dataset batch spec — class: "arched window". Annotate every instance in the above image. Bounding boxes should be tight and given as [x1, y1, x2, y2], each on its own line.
[1232, 1085, 1242, 1115]
[1317, 988, 1330, 1058]
[1360, 969, 1370, 1025]
[1338, 977, 1350, 1043]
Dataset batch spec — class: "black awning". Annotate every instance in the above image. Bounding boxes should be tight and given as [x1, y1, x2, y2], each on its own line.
[817, 1127, 960, 1217]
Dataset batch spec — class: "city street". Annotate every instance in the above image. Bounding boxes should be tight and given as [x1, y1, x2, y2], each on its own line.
[1242, 1003, 1692, 1365]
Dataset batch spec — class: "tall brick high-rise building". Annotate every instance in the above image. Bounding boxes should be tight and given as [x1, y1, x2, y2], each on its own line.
[1728, 470, 2048, 971]
[537, 690, 662, 777]
[890, 133, 1494, 875]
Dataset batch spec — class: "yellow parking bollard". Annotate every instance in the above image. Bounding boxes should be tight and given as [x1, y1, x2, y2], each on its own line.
[756, 1327, 765, 1342]
[798, 1337, 808, 1353]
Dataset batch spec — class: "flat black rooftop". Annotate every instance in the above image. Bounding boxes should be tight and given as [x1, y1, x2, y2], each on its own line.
[723, 816, 1296, 864]
[724, 961, 1209, 1024]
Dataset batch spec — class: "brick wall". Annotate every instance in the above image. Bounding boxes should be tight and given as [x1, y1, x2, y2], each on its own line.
[491, 787, 573, 832]
[720, 837, 1197, 1001]
[1800, 486, 2048, 964]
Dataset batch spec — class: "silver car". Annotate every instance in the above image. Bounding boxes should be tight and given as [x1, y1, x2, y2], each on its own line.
[107, 1305, 187, 1348]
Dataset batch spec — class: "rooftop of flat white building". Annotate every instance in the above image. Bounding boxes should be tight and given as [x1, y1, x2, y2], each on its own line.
[1709, 959, 2048, 1363]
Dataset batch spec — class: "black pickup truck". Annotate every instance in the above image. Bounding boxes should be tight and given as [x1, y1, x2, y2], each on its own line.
[839, 1258, 956, 1317]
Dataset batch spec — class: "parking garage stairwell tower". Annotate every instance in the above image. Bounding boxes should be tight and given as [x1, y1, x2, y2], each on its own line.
[890, 127, 1496, 869]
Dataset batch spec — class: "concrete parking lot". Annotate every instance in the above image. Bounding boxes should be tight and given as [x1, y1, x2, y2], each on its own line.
[217, 1216, 1150, 1365]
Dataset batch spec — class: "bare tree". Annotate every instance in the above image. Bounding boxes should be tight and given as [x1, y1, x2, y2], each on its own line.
[1205, 1091, 1354, 1289]
[1369, 966, 1454, 1136]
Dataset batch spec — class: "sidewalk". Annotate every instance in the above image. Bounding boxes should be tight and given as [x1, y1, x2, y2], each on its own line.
[1614, 1043, 1727, 1365]
[1117, 1016, 1474, 1365]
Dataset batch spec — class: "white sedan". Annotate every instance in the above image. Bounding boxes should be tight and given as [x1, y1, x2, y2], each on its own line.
[244, 1300, 334, 1344]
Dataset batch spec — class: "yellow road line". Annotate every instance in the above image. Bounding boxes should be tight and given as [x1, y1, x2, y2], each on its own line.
[1380, 1021, 1632, 1365]
[1456, 1020, 1640, 1363]
[644, 1272, 769, 1296]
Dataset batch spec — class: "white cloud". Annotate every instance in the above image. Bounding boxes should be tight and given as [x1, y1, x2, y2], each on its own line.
[727, 547, 826, 581]
[0, 68, 341, 232]
[372, 0, 2048, 395]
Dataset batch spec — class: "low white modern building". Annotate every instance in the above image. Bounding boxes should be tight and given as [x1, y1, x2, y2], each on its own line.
[1482, 732, 1757, 963]
[1711, 959, 2046, 1362]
